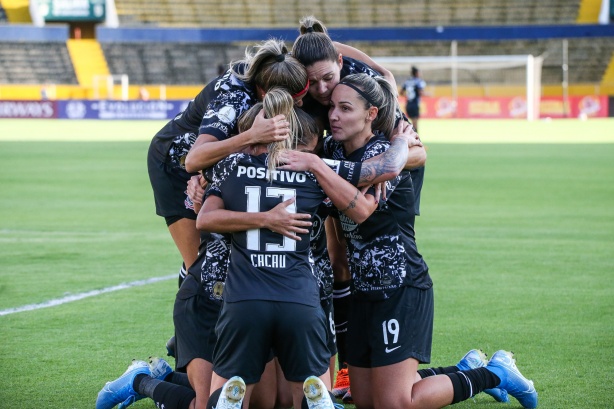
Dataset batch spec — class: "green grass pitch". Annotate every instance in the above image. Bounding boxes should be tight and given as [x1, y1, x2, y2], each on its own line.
[0, 118, 613, 408]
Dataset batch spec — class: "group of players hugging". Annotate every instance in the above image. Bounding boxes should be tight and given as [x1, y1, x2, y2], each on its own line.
[96, 16, 538, 409]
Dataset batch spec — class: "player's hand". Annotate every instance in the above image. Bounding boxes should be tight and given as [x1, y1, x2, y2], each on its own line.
[391, 121, 422, 147]
[265, 197, 312, 241]
[277, 149, 318, 172]
[187, 175, 207, 213]
[249, 111, 290, 145]
[374, 181, 388, 202]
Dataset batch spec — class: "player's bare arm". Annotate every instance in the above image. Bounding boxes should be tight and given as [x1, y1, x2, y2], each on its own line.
[197, 195, 312, 241]
[358, 121, 426, 186]
[278, 151, 377, 224]
[185, 111, 290, 172]
[333, 42, 397, 89]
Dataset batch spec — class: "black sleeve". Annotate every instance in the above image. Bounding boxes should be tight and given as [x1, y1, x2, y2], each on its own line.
[321, 159, 362, 187]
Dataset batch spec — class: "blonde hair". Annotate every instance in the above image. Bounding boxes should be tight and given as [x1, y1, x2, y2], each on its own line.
[237, 88, 302, 177]
[337, 74, 399, 137]
[231, 38, 308, 97]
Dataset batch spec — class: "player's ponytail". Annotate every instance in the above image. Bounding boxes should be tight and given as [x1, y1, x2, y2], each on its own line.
[293, 16, 338, 67]
[298, 15, 328, 35]
[262, 88, 300, 178]
[232, 38, 308, 99]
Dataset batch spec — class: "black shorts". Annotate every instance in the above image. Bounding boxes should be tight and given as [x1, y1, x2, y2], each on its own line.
[213, 300, 330, 384]
[173, 275, 222, 370]
[346, 285, 433, 368]
[147, 141, 197, 220]
[320, 297, 337, 357]
[405, 103, 420, 119]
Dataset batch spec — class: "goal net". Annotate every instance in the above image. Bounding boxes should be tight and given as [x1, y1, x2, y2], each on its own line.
[374, 54, 543, 120]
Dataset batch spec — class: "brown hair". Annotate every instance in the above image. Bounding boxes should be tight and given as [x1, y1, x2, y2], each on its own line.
[292, 16, 338, 68]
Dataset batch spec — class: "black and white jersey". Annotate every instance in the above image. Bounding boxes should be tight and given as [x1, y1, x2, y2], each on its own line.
[324, 134, 432, 300]
[149, 64, 257, 168]
[310, 201, 334, 300]
[186, 231, 231, 302]
[206, 153, 327, 307]
[401, 76, 426, 107]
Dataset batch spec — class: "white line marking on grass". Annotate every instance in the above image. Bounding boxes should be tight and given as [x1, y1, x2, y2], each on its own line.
[0, 274, 175, 316]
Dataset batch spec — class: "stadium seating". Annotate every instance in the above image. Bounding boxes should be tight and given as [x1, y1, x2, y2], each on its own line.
[0, 0, 610, 100]
[113, 0, 580, 27]
[100, 42, 245, 85]
[0, 42, 77, 84]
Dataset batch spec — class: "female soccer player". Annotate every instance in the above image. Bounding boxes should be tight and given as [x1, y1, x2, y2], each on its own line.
[197, 88, 380, 409]
[292, 17, 427, 398]
[147, 38, 309, 284]
[278, 73, 538, 409]
[98, 102, 324, 409]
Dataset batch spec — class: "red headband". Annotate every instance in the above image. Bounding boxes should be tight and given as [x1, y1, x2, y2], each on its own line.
[292, 79, 310, 99]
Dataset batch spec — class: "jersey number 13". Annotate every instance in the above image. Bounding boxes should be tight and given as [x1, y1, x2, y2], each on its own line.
[245, 186, 297, 252]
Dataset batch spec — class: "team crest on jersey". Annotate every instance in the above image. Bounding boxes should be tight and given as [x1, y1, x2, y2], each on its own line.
[217, 105, 237, 124]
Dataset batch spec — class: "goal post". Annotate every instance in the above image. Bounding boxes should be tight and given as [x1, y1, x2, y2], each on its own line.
[92, 74, 129, 100]
[374, 54, 543, 120]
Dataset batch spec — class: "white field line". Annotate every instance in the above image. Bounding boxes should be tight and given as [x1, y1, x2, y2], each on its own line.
[0, 274, 175, 316]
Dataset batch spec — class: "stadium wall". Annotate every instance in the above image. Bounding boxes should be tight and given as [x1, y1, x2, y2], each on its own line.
[0, 23, 613, 117]
[0, 23, 68, 41]
[95, 24, 614, 43]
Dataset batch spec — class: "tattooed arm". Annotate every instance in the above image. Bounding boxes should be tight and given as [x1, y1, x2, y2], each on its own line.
[355, 120, 427, 186]
[278, 153, 378, 224]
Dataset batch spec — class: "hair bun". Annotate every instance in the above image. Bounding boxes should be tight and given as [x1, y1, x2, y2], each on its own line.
[275, 53, 286, 62]
[306, 27, 314, 33]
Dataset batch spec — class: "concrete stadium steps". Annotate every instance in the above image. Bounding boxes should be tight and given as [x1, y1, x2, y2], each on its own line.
[576, 0, 601, 23]
[0, 0, 31, 23]
[111, 0, 581, 27]
[100, 42, 245, 85]
[67, 39, 110, 87]
[0, 42, 77, 84]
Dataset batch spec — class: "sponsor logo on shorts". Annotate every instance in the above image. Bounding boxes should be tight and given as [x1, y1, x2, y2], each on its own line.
[385, 345, 401, 353]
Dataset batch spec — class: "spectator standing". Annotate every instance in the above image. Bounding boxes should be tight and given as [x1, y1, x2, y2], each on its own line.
[400, 66, 426, 132]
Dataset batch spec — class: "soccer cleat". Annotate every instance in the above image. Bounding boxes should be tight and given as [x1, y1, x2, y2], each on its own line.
[148, 356, 173, 381]
[215, 376, 246, 409]
[331, 368, 350, 398]
[486, 350, 538, 408]
[341, 388, 353, 404]
[456, 349, 488, 371]
[456, 349, 509, 403]
[96, 360, 151, 409]
[303, 376, 335, 409]
[166, 335, 176, 358]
